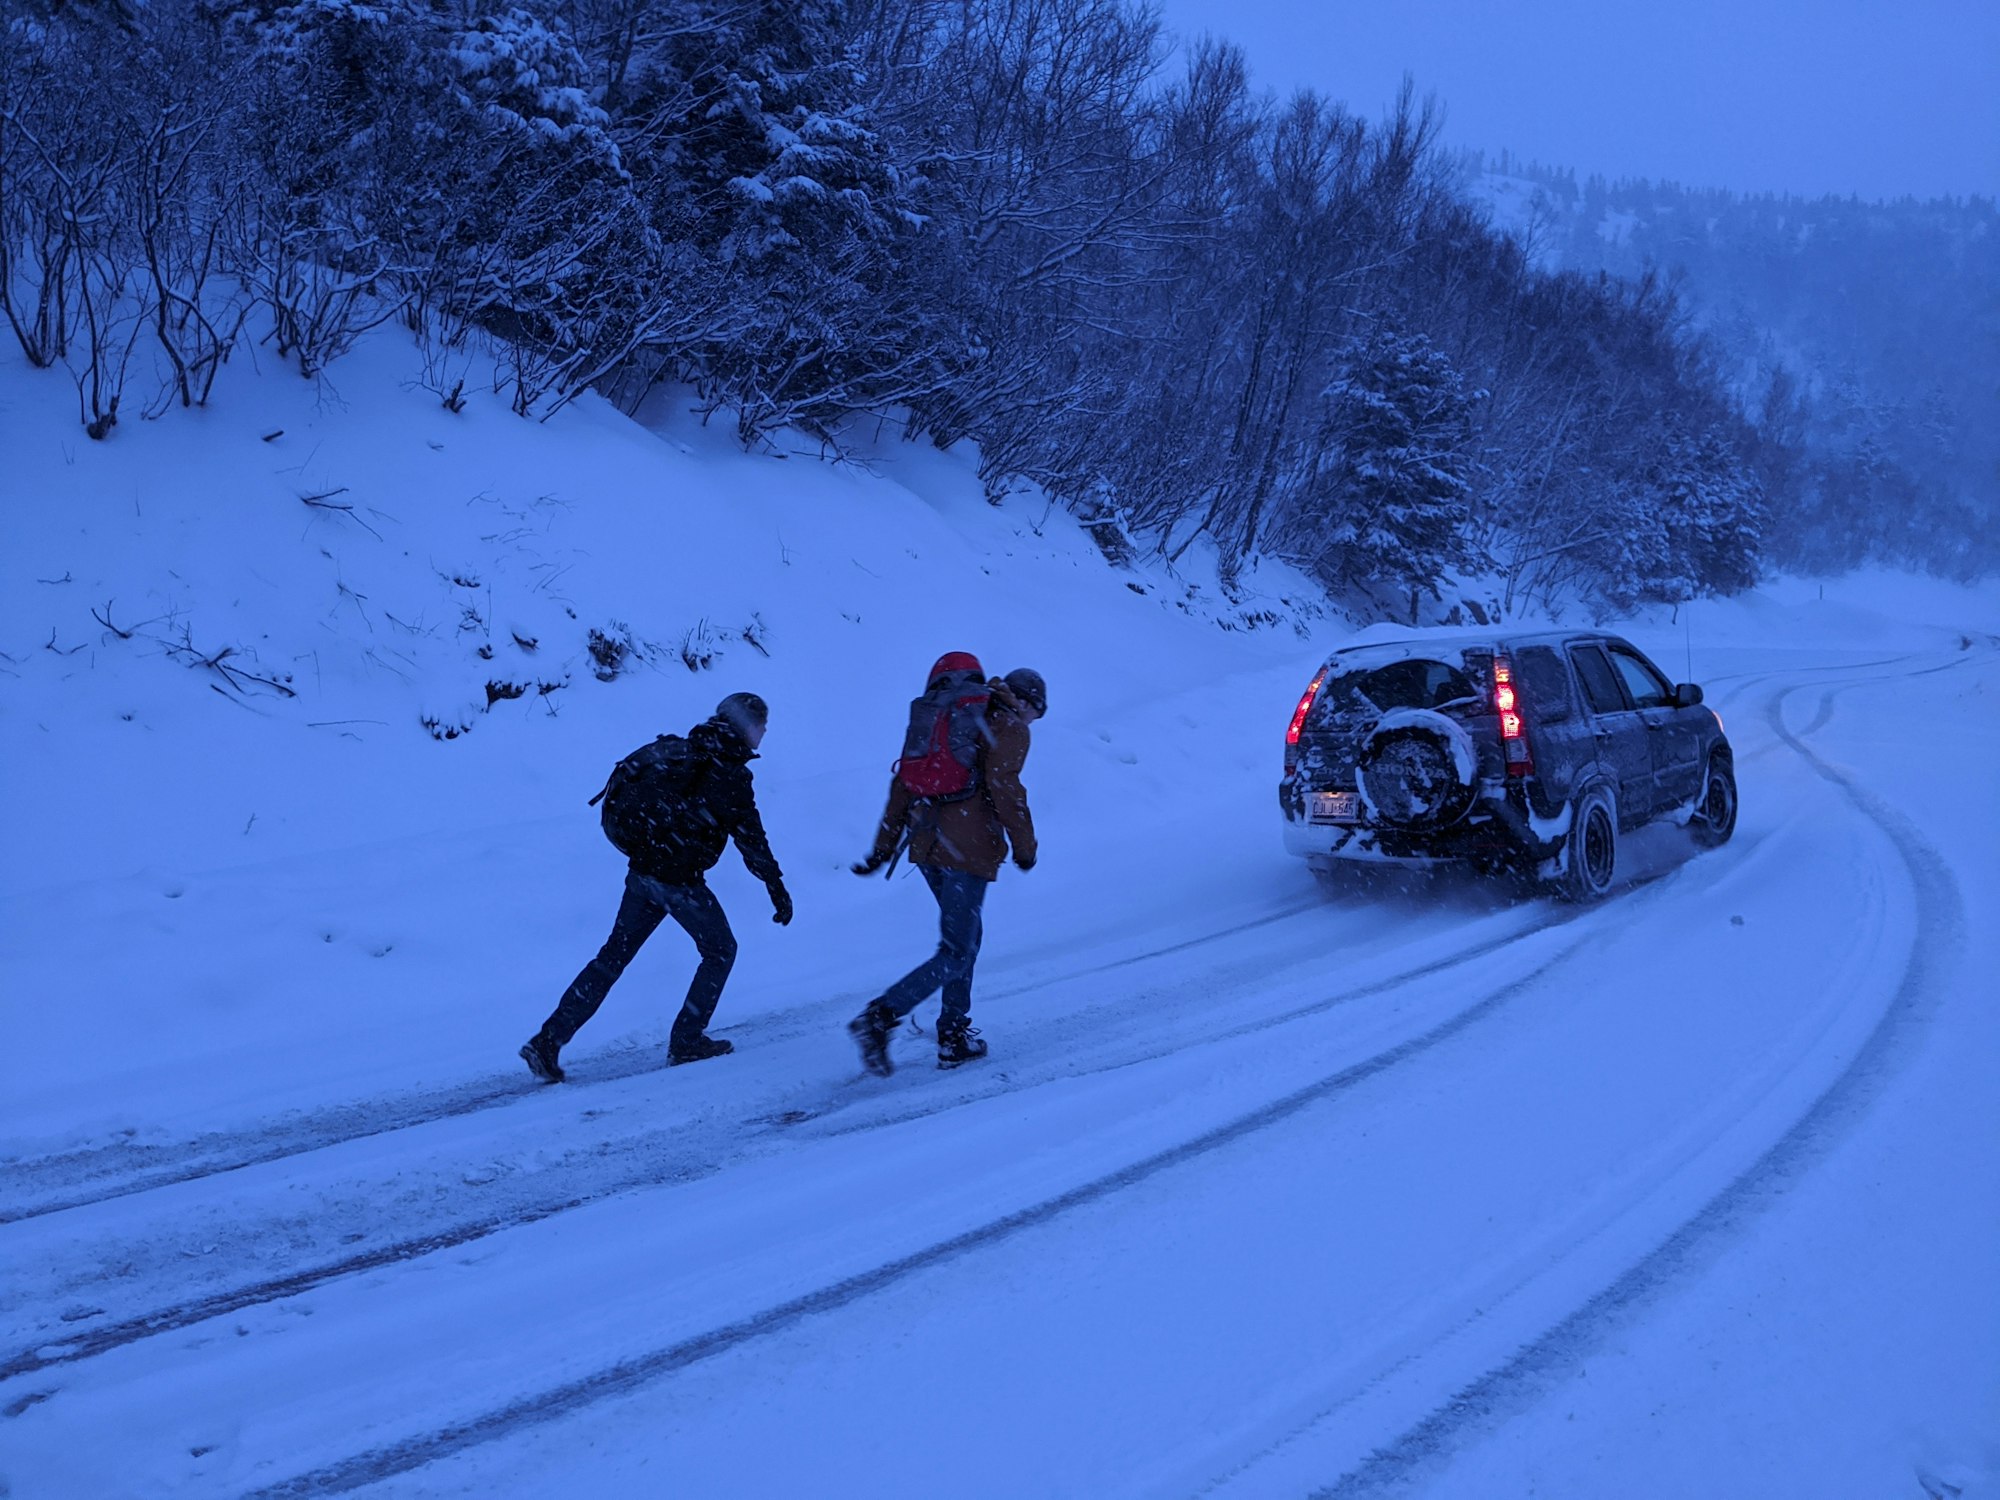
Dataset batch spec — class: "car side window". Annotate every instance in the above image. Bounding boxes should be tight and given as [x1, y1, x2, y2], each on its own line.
[1608, 647, 1673, 710]
[1515, 646, 1574, 722]
[1569, 645, 1628, 716]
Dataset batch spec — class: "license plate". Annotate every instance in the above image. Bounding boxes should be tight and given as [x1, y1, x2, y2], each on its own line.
[1312, 791, 1360, 822]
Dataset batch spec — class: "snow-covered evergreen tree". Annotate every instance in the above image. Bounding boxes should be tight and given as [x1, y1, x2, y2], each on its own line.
[1593, 425, 1765, 610]
[448, 6, 619, 169]
[1308, 330, 1478, 605]
[664, 0, 935, 438]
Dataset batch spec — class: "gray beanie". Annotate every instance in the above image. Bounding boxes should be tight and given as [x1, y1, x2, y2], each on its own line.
[716, 691, 769, 736]
[1002, 668, 1046, 716]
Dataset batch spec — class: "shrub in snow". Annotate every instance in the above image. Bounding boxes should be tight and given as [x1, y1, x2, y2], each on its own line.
[677, 619, 718, 672]
[585, 622, 634, 680]
[1075, 483, 1138, 569]
[419, 709, 475, 740]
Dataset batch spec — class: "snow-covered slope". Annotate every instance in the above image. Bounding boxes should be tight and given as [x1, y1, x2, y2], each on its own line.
[0, 332, 1326, 1137]
[3, 336, 1997, 1499]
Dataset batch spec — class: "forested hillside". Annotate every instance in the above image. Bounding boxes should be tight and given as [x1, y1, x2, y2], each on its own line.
[8, 0, 1976, 621]
[1473, 154, 1998, 580]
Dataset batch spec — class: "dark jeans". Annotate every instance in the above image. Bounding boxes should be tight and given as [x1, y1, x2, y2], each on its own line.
[539, 870, 737, 1051]
[877, 864, 987, 1027]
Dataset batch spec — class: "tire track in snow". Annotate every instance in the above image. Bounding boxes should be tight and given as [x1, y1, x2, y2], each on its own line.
[2, 640, 1880, 1407]
[15, 651, 1912, 1441]
[227, 875, 1712, 1496]
[0, 884, 1632, 1384]
[1706, 651, 1915, 709]
[233, 648, 1975, 1497]
[806, 879, 1639, 1144]
[0, 899, 1324, 1225]
[1297, 655, 1974, 1498]
[9, 647, 1949, 1227]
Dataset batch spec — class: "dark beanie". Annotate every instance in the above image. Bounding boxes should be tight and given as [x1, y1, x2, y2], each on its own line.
[1003, 668, 1046, 716]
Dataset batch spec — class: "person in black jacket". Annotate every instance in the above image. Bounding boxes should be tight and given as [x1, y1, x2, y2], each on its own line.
[521, 692, 791, 1082]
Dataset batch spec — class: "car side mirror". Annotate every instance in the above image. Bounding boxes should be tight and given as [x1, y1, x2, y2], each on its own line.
[1672, 683, 1704, 708]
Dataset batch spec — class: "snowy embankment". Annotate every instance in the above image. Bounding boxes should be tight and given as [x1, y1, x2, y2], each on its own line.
[0, 331, 1327, 1141]
[2, 338, 1997, 1499]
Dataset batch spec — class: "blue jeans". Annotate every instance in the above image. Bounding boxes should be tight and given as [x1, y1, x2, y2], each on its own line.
[877, 865, 987, 1026]
[540, 871, 738, 1050]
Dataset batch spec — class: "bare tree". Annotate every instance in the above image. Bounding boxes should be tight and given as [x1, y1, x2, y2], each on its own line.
[0, 29, 105, 369]
[133, 93, 248, 409]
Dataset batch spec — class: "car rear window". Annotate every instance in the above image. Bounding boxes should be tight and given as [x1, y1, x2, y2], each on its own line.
[1515, 646, 1574, 721]
[1308, 656, 1479, 728]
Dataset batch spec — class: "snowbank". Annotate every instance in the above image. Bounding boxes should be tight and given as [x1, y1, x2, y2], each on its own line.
[0, 330, 1330, 1139]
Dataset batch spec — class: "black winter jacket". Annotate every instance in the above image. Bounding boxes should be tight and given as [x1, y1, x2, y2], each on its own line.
[633, 718, 785, 889]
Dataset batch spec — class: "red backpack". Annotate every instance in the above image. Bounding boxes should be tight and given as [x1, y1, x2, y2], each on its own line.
[895, 654, 990, 802]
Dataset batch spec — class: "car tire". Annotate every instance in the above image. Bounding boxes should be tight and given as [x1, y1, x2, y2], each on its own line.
[1689, 753, 1737, 848]
[1357, 720, 1477, 831]
[1556, 785, 1618, 902]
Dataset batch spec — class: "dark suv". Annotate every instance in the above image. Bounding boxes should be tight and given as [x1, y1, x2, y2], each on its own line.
[1280, 631, 1735, 899]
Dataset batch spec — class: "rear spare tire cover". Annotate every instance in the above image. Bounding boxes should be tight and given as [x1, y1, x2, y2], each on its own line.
[1358, 709, 1478, 829]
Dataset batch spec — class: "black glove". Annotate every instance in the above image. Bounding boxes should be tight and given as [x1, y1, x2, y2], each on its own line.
[852, 853, 887, 876]
[769, 883, 793, 926]
[1014, 851, 1037, 873]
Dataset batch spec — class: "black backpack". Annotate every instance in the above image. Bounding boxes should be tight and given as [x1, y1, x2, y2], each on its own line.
[590, 734, 706, 862]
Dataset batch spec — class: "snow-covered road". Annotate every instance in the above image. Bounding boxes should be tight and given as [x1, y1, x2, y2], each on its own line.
[4, 639, 1994, 1499]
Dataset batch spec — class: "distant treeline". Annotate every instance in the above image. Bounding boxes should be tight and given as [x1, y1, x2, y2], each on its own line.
[13, 0, 1926, 613]
[1476, 153, 1998, 582]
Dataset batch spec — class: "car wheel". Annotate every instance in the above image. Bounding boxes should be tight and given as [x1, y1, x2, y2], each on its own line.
[1556, 786, 1618, 902]
[1690, 754, 1737, 848]
[1358, 720, 1477, 831]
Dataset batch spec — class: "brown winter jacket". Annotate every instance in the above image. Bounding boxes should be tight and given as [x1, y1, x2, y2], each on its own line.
[868, 679, 1037, 882]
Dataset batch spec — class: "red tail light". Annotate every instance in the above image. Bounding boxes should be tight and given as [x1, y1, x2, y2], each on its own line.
[1494, 658, 1533, 777]
[1286, 665, 1329, 750]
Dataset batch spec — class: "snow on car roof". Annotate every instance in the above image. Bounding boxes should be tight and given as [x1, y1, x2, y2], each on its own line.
[1322, 626, 1615, 672]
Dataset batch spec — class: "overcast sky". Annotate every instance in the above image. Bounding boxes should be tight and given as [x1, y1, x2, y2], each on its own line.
[1149, 0, 2000, 200]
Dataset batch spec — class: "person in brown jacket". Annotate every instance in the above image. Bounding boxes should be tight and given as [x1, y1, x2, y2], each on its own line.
[848, 660, 1045, 1073]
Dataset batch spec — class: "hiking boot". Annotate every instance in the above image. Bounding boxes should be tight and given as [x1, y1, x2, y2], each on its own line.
[669, 1034, 735, 1066]
[936, 1019, 988, 1069]
[848, 1000, 896, 1077]
[520, 1036, 564, 1084]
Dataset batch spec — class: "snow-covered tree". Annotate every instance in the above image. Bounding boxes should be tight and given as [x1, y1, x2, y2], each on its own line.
[447, 6, 620, 169]
[1588, 424, 1765, 610]
[1306, 329, 1478, 605]
[664, 0, 938, 438]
